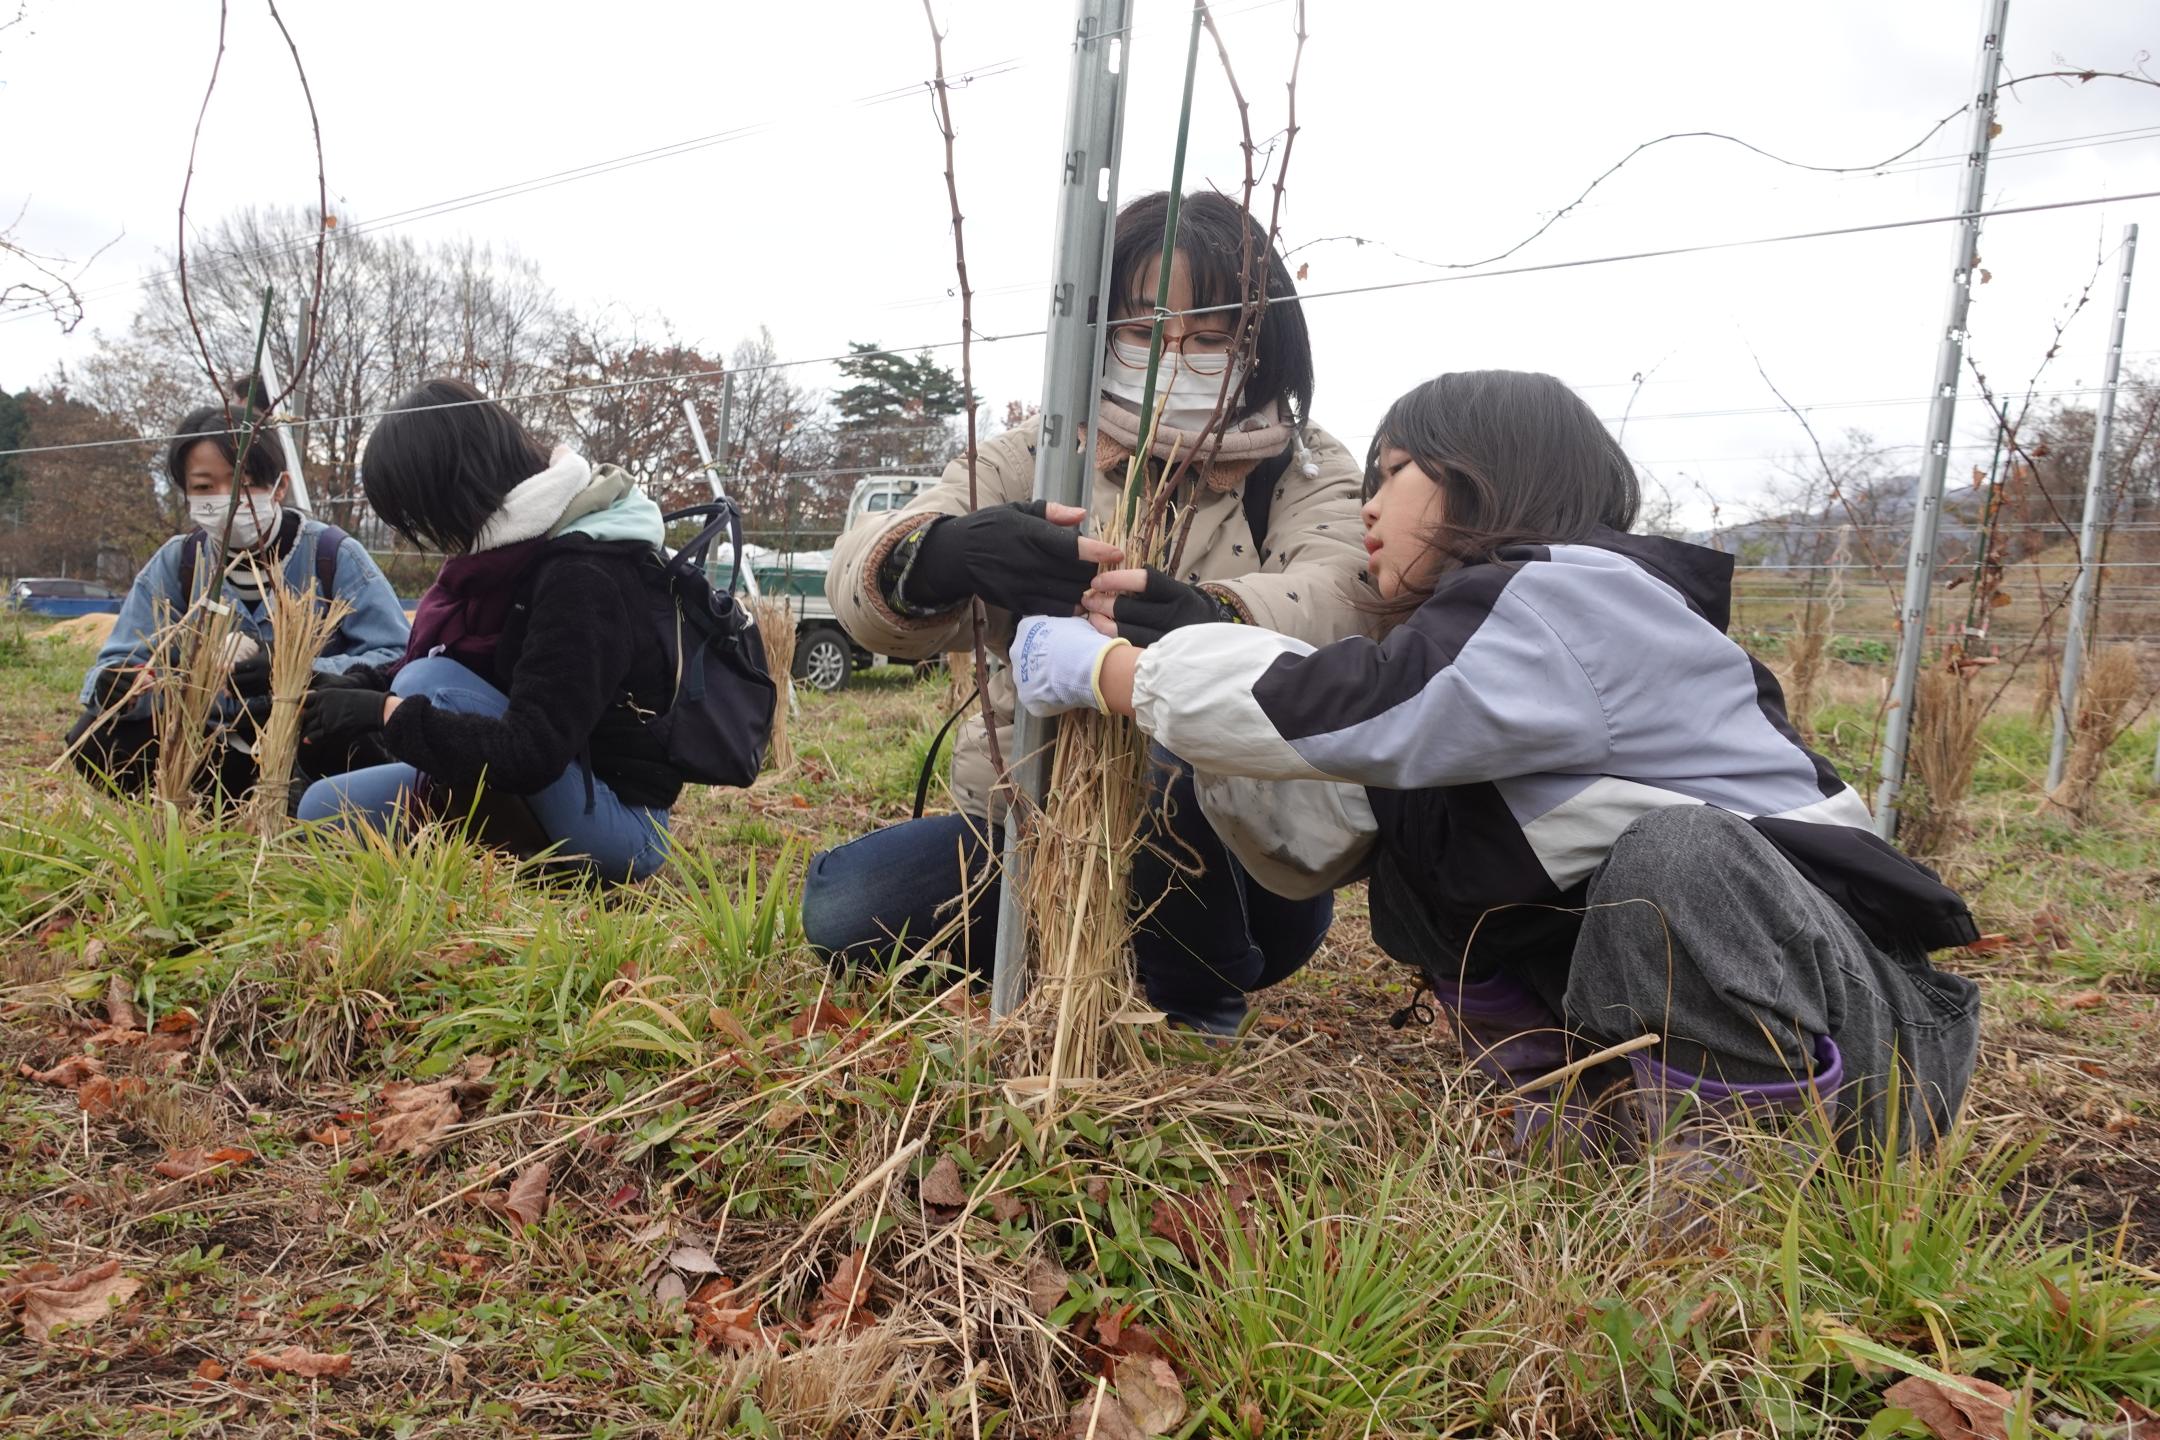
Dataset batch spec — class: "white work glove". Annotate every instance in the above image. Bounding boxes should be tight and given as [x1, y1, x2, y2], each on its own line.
[1012, 615, 1129, 719]
[219, 632, 262, 668]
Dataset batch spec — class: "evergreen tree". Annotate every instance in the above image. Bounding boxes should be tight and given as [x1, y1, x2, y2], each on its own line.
[831, 342, 968, 475]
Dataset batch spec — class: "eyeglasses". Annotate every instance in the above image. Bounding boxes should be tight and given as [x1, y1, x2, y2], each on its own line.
[1108, 321, 1238, 376]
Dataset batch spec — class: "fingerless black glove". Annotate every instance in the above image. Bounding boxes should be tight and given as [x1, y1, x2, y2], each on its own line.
[1101, 568, 1243, 645]
[300, 686, 387, 752]
[229, 653, 272, 700]
[905, 501, 1100, 617]
[90, 666, 145, 711]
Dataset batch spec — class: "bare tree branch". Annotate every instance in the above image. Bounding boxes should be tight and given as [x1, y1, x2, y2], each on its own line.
[921, 0, 1007, 797]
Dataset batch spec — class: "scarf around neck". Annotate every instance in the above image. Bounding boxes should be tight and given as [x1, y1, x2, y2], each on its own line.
[400, 447, 631, 672]
[1090, 395, 1294, 493]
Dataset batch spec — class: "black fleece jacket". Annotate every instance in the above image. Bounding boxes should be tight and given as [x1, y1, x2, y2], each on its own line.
[383, 540, 683, 808]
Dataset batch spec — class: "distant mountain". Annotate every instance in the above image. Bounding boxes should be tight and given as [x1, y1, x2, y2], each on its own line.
[1689, 478, 1988, 567]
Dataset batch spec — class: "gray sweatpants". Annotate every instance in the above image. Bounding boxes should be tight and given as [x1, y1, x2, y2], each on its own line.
[1539, 806, 1981, 1148]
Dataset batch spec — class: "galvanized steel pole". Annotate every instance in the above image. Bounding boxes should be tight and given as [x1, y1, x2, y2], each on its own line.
[2048, 224, 2137, 791]
[989, 0, 1132, 1016]
[1873, 0, 2011, 839]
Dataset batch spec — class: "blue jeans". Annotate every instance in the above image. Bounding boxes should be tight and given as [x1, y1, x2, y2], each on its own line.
[295, 657, 672, 883]
[800, 750, 1333, 1030]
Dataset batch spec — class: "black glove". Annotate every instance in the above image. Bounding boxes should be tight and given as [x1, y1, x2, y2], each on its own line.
[1098, 567, 1238, 645]
[229, 653, 272, 700]
[907, 501, 1100, 617]
[306, 666, 377, 693]
[300, 686, 387, 752]
[90, 666, 146, 711]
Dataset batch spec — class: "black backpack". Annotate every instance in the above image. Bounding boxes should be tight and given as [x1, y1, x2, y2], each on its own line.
[644, 502, 777, 788]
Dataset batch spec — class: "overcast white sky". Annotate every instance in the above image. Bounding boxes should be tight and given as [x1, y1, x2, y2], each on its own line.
[2, 0, 2155, 525]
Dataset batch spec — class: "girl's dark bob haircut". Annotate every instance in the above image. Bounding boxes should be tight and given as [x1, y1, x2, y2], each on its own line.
[363, 377, 553, 554]
[1109, 189, 1315, 427]
[166, 382, 287, 493]
[1369, 370, 1641, 610]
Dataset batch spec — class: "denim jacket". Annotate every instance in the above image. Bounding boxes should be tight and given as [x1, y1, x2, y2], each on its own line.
[78, 513, 411, 705]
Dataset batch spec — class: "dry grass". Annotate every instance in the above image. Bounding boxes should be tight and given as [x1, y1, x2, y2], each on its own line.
[2049, 643, 2145, 818]
[152, 599, 241, 805]
[1901, 664, 1984, 858]
[1015, 709, 1152, 1091]
[754, 598, 798, 774]
[244, 573, 350, 833]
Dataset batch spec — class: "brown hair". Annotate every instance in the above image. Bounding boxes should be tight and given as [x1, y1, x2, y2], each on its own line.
[1365, 370, 1640, 620]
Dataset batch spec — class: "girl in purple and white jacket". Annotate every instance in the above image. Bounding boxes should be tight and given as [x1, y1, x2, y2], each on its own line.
[1015, 370, 1981, 1156]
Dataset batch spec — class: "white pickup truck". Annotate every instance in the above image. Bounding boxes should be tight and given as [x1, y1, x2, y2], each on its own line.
[732, 475, 933, 692]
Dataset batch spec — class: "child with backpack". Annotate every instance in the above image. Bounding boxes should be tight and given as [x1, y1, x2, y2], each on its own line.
[66, 397, 409, 801]
[1013, 369, 1982, 1156]
[294, 379, 771, 882]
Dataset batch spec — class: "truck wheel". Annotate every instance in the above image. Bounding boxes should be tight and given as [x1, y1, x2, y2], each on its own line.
[796, 631, 852, 693]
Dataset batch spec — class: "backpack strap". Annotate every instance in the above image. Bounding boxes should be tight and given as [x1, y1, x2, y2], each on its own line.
[312, 525, 346, 614]
[176, 529, 208, 608]
[1242, 447, 1294, 566]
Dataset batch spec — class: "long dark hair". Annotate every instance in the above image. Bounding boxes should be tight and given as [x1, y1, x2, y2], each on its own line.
[1108, 190, 1314, 427]
[1367, 371, 1640, 614]
[363, 377, 552, 553]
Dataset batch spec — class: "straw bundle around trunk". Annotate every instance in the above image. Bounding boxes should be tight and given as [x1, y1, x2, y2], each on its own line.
[1900, 665, 1982, 858]
[1013, 431, 1191, 1092]
[754, 597, 798, 773]
[1017, 705, 1151, 1090]
[2030, 650, 2062, 730]
[246, 573, 353, 833]
[2048, 643, 2143, 819]
[1785, 526, 1850, 740]
[153, 598, 242, 807]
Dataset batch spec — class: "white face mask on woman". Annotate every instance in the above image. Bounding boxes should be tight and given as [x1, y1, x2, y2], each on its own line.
[1101, 348, 1248, 433]
[188, 490, 280, 550]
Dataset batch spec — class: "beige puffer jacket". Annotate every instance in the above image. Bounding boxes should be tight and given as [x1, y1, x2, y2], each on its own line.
[826, 421, 1370, 819]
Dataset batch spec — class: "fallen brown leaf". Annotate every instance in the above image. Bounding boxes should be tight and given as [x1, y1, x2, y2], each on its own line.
[687, 1279, 770, 1352]
[1115, 1354, 1188, 1436]
[21, 1055, 103, 1088]
[305, 1124, 353, 1147]
[155, 1009, 200, 1034]
[6, 1259, 143, 1342]
[191, 1357, 226, 1391]
[368, 1058, 492, 1160]
[989, 1192, 1026, 1224]
[804, 1249, 880, 1340]
[76, 1075, 147, 1120]
[920, 1154, 968, 1215]
[790, 999, 859, 1039]
[498, 1161, 550, 1226]
[244, 1345, 352, 1379]
[1065, 1388, 1149, 1440]
[2119, 1397, 2159, 1440]
[1023, 1257, 1069, 1319]
[705, 1006, 756, 1048]
[105, 975, 141, 1033]
[2065, 991, 2109, 1011]
[151, 1146, 254, 1181]
[1884, 1374, 2015, 1440]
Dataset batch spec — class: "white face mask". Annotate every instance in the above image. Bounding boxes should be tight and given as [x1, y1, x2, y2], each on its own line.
[188, 490, 280, 550]
[1102, 348, 1248, 434]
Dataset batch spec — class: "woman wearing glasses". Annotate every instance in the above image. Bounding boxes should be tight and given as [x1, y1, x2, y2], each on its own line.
[810, 189, 1369, 1032]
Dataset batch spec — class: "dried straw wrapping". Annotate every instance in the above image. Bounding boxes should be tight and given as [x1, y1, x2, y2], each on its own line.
[153, 597, 243, 806]
[754, 597, 798, 773]
[1900, 665, 1983, 858]
[1785, 525, 1849, 740]
[246, 570, 352, 833]
[1013, 426, 1184, 1092]
[2048, 643, 2143, 818]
